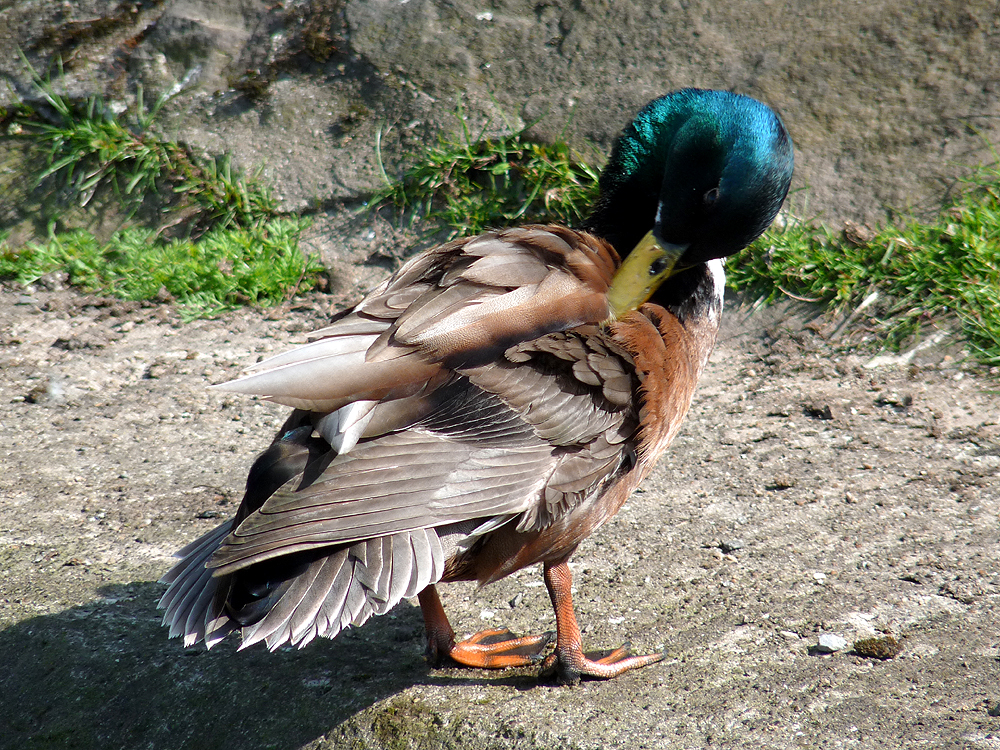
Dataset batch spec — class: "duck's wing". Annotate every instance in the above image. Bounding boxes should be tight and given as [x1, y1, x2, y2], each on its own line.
[208, 323, 641, 575]
[212, 226, 620, 412]
[461, 325, 639, 532]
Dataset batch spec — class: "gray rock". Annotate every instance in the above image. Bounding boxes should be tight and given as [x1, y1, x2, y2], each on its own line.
[720, 538, 744, 553]
[815, 633, 850, 653]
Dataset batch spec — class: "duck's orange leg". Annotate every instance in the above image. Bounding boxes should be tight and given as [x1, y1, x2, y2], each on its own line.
[540, 560, 664, 684]
[417, 585, 552, 669]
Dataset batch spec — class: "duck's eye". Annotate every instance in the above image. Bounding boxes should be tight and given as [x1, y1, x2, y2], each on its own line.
[649, 255, 669, 276]
[703, 187, 720, 206]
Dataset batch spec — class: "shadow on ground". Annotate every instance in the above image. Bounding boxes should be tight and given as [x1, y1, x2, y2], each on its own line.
[1, 581, 445, 750]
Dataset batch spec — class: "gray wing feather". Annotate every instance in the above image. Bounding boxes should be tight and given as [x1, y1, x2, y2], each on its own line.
[227, 529, 449, 651]
[426, 527, 444, 583]
[339, 575, 369, 633]
[211, 432, 552, 573]
[158, 522, 236, 647]
[406, 529, 432, 599]
[388, 533, 413, 605]
[286, 551, 349, 647]
[370, 536, 395, 613]
[353, 537, 382, 594]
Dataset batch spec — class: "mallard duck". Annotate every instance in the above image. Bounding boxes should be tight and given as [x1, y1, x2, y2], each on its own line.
[159, 88, 793, 684]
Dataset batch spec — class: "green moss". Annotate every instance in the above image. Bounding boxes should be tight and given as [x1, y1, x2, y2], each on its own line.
[853, 634, 904, 660]
[370, 697, 450, 750]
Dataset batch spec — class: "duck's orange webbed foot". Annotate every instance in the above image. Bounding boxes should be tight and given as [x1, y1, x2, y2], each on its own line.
[539, 640, 664, 683]
[541, 561, 664, 685]
[418, 587, 553, 669]
[444, 627, 553, 669]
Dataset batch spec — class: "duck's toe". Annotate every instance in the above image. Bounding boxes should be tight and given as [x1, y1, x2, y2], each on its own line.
[439, 628, 554, 669]
[540, 642, 665, 685]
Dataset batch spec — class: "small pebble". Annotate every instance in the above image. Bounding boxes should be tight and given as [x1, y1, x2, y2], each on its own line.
[815, 633, 849, 653]
[803, 402, 835, 420]
[720, 538, 744, 553]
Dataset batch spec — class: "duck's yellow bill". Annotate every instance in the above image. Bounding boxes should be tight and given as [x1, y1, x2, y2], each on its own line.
[606, 231, 689, 318]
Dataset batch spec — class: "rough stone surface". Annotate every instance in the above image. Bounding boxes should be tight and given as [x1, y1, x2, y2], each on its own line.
[1, 285, 998, 749]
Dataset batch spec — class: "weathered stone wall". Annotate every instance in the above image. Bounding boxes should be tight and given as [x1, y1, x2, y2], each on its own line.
[2, 0, 998, 226]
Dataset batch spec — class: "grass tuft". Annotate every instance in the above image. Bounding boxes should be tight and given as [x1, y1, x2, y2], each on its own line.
[21, 65, 278, 234]
[730, 162, 1000, 366]
[1, 54, 323, 319]
[372, 115, 600, 238]
[0, 219, 322, 320]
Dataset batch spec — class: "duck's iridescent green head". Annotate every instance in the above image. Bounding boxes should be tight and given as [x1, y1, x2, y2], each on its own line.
[587, 89, 794, 268]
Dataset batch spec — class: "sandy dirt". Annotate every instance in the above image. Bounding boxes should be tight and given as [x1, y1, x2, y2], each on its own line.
[2, 274, 998, 750]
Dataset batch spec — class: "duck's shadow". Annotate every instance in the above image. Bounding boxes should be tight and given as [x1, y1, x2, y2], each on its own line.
[1, 581, 539, 750]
